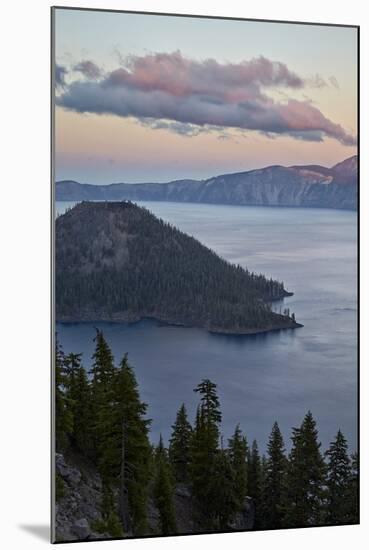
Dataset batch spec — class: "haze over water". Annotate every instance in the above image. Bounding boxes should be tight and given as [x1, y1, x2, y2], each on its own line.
[56, 201, 357, 453]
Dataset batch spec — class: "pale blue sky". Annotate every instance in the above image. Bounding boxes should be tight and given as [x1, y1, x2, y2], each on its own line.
[54, 8, 358, 184]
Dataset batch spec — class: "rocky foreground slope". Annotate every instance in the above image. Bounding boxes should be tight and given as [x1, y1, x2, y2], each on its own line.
[55, 452, 254, 541]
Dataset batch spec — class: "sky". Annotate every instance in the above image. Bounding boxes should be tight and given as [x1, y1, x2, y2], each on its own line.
[54, 8, 358, 184]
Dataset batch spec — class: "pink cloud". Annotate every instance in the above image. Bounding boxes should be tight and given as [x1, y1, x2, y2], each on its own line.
[57, 51, 356, 146]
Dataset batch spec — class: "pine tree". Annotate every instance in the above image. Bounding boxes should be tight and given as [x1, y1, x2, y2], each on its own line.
[113, 353, 152, 535]
[55, 338, 73, 451]
[194, 379, 222, 432]
[259, 454, 268, 525]
[209, 449, 238, 529]
[89, 330, 117, 478]
[190, 405, 211, 526]
[247, 440, 262, 528]
[64, 352, 92, 454]
[92, 484, 123, 538]
[228, 424, 248, 509]
[64, 352, 83, 386]
[82, 330, 120, 534]
[90, 329, 116, 388]
[190, 379, 222, 529]
[283, 411, 326, 528]
[261, 422, 287, 529]
[325, 430, 352, 524]
[346, 452, 359, 523]
[153, 435, 177, 535]
[169, 403, 193, 483]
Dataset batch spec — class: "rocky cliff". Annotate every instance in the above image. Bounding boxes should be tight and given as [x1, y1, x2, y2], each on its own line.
[54, 452, 254, 542]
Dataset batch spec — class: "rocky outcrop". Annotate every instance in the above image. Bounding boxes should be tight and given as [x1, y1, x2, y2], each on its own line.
[54, 453, 254, 542]
[147, 483, 197, 534]
[230, 497, 255, 530]
[56, 155, 357, 211]
[54, 453, 108, 542]
[173, 484, 196, 533]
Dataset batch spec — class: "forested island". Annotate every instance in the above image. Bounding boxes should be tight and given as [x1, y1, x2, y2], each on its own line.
[56, 201, 301, 334]
[54, 331, 359, 541]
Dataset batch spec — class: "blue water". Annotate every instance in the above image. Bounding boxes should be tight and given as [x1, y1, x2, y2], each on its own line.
[56, 201, 358, 453]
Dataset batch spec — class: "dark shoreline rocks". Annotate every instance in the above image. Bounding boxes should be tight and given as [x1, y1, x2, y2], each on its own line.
[56, 313, 303, 336]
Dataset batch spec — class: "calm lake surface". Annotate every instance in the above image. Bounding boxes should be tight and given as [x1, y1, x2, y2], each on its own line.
[56, 201, 358, 452]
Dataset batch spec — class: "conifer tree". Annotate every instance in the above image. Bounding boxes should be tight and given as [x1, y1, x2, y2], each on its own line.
[190, 405, 211, 526]
[54, 330, 357, 535]
[55, 339, 73, 451]
[64, 352, 91, 454]
[153, 435, 177, 535]
[259, 454, 268, 525]
[325, 430, 352, 524]
[64, 352, 83, 387]
[228, 424, 248, 509]
[247, 440, 262, 528]
[283, 411, 326, 528]
[346, 452, 359, 524]
[82, 330, 121, 533]
[87, 342, 152, 535]
[113, 353, 152, 535]
[89, 330, 117, 476]
[90, 329, 116, 388]
[98, 485, 123, 538]
[209, 449, 238, 529]
[169, 403, 193, 483]
[194, 379, 222, 432]
[261, 422, 287, 529]
[190, 380, 222, 528]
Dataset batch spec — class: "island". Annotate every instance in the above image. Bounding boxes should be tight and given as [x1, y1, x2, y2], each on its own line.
[56, 201, 302, 334]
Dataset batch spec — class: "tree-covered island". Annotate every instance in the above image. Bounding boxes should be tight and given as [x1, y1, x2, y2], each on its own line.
[56, 201, 301, 334]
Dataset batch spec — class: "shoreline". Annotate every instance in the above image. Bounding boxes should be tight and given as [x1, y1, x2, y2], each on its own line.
[55, 197, 357, 213]
[56, 313, 303, 336]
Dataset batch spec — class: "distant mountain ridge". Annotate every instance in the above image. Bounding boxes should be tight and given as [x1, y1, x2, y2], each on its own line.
[56, 155, 358, 210]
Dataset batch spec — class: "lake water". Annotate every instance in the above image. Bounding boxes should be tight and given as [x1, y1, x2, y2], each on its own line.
[56, 201, 358, 453]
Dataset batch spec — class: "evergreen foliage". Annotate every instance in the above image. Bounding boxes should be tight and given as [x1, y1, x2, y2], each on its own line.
[56, 202, 297, 332]
[153, 435, 177, 535]
[64, 352, 92, 454]
[190, 380, 222, 528]
[247, 440, 262, 527]
[209, 449, 238, 529]
[347, 452, 359, 524]
[283, 411, 326, 527]
[55, 334, 359, 537]
[55, 339, 73, 451]
[88, 330, 117, 480]
[260, 422, 287, 529]
[325, 430, 352, 524]
[169, 404, 193, 483]
[113, 354, 152, 534]
[228, 424, 248, 508]
[93, 486, 124, 538]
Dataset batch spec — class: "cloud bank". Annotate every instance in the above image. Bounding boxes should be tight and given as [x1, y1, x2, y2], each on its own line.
[73, 60, 102, 79]
[56, 51, 356, 145]
[55, 64, 67, 88]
